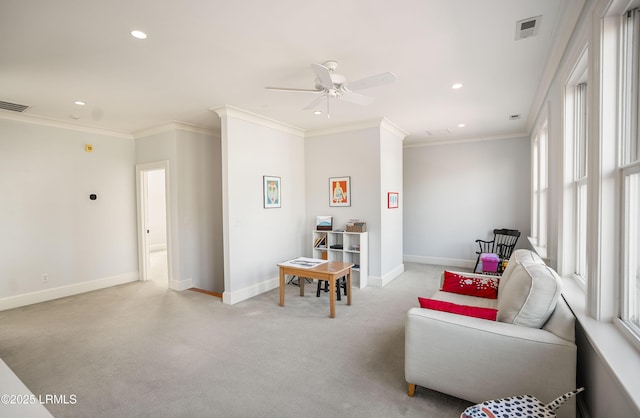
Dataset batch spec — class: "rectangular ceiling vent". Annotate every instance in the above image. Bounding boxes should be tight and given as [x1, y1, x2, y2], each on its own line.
[509, 114, 522, 120]
[0, 100, 30, 113]
[515, 16, 542, 40]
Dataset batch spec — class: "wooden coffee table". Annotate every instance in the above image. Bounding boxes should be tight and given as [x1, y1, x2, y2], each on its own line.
[278, 261, 353, 318]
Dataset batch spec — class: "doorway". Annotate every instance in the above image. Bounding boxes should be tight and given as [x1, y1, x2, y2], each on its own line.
[136, 161, 171, 287]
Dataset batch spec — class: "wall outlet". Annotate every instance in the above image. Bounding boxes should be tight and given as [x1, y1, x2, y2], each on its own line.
[42, 273, 48, 282]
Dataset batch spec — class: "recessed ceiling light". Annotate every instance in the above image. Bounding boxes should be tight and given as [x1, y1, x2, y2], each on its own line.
[313, 110, 322, 115]
[74, 100, 86, 106]
[451, 83, 463, 90]
[131, 30, 147, 40]
[458, 123, 465, 128]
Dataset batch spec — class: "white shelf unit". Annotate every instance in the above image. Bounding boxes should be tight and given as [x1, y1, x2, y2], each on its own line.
[312, 230, 368, 288]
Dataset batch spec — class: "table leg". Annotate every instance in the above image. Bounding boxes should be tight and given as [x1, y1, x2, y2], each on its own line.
[329, 276, 336, 318]
[300, 276, 305, 296]
[279, 268, 285, 307]
[346, 269, 352, 306]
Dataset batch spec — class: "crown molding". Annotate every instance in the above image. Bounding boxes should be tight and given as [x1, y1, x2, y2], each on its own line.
[210, 105, 305, 137]
[403, 131, 529, 148]
[133, 121, 218, 139]
[380, 118, 408, 140]
[306, 117, 407, 139]
[0, 109, 133, 139]
[305, 118, 384, 138]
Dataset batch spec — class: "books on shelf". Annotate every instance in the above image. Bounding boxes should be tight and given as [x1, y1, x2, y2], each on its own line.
[314, 235, 327, 248]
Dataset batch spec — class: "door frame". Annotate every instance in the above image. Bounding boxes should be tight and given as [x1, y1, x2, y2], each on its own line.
[136, 160, 172, 283]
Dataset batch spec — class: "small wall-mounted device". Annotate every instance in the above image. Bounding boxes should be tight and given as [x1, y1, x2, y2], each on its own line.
[89, 194, 97, 200]
[85, 144, 94, 152]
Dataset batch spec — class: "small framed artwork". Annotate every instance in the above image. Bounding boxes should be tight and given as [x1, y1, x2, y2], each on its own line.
[263, 176, 281, 208]
[329, 176, 351, 207]
[388, 192, 399, 209]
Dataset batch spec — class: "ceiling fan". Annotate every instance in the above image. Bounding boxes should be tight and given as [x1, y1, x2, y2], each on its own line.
[265, 60, 396, 118]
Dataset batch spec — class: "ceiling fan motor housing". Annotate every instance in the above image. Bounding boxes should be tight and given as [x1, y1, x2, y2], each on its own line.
[315, 73, 346, 90]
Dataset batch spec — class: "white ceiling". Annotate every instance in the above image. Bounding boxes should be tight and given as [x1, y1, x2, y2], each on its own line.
[0, 0, 582, 145]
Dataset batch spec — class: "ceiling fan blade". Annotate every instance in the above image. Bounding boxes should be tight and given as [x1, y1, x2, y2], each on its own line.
[347, 72, 397, 91]
[340, 90, 375, 106]
[303, 94, 326, 110]
[265, 86, 323, 93]
[311, 63, 334, 90]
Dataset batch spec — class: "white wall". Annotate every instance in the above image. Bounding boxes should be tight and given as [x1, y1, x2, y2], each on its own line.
[379, 121, 405, 283]
[135, 124, 223, 292]
[305, 124, 383, 278]
[176, 128, 223, 293]
[0, 117, 138, 309]
[403, 137, 531, 267]
[216, 107, 306, 303]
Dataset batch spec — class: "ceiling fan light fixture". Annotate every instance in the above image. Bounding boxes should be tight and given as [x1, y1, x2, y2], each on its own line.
[266, 60, 395, 117]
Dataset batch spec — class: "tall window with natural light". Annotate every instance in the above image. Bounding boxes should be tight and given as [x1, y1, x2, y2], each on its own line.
[620, 8, 640, 335]
[532, 119, 548, 254]
[575, 82, 588, 281]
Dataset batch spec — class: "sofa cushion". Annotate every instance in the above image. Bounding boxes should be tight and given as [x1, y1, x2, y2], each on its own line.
[499, 249, 546, 294]
[497, 263, 562, 328]
[418, 297, 498, 320]
[441, 271, 499, 299]
[429, 290, 498, 309]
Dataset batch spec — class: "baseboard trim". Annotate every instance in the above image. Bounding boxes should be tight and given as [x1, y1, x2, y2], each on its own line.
[222, 276, 279, 305]
[189, 288, 222, 298]
[0, 272, 139, 311]
[368, 264, 405, 287]
[170, 277, 193, 292]
[403, 254, 474, 269]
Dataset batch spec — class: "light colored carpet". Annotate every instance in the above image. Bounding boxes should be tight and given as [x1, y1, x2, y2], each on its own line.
[0, 263, 473, 417]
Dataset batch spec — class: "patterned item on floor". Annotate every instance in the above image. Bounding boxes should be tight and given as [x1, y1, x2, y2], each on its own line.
[460, 387, 584, 418]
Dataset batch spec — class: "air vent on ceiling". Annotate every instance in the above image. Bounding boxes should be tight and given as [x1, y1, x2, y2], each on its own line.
[515, 16, 542, 40]
[0, 100, 30, 113]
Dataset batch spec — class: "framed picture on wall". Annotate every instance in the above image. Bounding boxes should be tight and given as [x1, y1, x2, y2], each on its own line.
[329, 176, 350, 207]
[388, 192, 399, 209]
[263, 176, 281, 208]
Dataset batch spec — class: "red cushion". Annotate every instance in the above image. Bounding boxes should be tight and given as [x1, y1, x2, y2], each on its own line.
[418, 297, 498, 321]
[441, 270, 498, 299]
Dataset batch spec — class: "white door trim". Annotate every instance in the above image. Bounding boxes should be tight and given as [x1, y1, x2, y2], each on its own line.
[136, 161, 172, 284]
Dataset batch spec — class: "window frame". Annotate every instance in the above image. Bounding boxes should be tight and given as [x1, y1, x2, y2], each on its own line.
[574, 81, 589, 283]
[531, 115, 549, 257]
[618, 6, 640, 342]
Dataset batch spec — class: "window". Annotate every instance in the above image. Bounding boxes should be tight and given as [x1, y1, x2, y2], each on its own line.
[620, 8, 640, 336]
[532, 118, 548, 255]
[574, 82, 589, 282]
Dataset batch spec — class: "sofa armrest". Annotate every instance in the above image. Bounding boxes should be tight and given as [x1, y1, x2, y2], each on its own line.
[405, 307, 576, 415]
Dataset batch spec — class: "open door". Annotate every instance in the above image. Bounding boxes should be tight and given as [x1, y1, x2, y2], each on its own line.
[136, 161, 171, 286]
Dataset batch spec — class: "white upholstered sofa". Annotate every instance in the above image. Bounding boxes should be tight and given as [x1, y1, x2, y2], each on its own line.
[405, 249, 577, 418]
